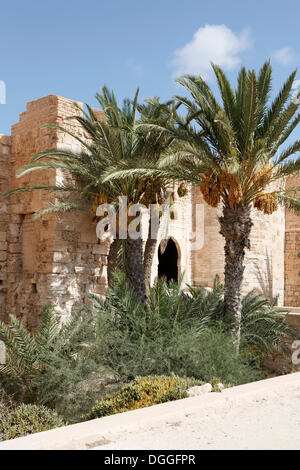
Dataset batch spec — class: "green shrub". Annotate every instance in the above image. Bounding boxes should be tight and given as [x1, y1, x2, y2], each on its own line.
[0, 387, 13, 422]
[85, 273, 266, 385]
[0, 271, 296, 424]
[88, 375, 203, 419]
[240, 290, 298, 355]
[0, 306, 106, 422]
[32, 352, 110, 423]
[0, 305, 87, 402]
[91, 272, 297, 379]
[0, 404, 64, 441]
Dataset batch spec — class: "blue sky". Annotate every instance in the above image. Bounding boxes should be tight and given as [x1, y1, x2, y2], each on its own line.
[0, 0, 299, 135]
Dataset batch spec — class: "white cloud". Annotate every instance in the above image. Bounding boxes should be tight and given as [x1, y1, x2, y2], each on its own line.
[125, 57, 143, 74]
[171, 24, 252, 79]
[273, 46, 295, 66]
[292, 79, 300, 105]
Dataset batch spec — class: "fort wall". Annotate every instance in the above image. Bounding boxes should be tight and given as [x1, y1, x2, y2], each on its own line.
[0, 135, 11, 319]
[284, 175, 300, 306]
[0, 94, 299, 327]
[191, 184, 286, 305]
[3, 95, 108, 328]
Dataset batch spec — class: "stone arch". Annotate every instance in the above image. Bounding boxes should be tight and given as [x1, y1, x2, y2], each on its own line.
[158, 237, 181, 282]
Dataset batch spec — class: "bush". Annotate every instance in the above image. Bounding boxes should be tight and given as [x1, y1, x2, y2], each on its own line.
[0, 305, 91, 402]
[0, 404, 64, 441]
[85, 272, 266, 385]
[91, 272, 297, 380]
[0, 306, 106, 422]
[240, 290, 298, 355]
[0, 271, 296, 424]
[88, 375, 203, 419]
[0, 387, 13, 422]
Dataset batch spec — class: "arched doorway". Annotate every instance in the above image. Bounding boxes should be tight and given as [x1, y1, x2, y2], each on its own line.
[158, 238, 179, 282]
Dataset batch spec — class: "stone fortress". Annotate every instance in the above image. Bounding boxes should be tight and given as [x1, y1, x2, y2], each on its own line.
[0, 94, 299, 329]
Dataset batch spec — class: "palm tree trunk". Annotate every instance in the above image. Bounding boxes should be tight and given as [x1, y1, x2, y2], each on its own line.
[125, 237, 147, 304]
[107, 238, 122, 287]
[144, 217, 159, 298]
[219, 206, 253, 351]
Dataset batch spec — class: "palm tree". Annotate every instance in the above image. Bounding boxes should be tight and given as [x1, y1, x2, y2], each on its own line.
[102, 96, 181, 297]
[5, 88, 176, 303]
[109, 62, 300, 348]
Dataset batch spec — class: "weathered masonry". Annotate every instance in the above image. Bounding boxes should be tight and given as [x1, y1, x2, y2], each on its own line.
[0, 95, 299, 327]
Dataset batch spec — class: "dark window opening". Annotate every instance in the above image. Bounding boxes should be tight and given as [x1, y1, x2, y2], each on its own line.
[158, 238, 178, 282]
[31, 283, 37, 293]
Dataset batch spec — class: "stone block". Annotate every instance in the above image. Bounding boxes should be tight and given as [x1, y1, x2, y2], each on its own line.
[92, 243, 108, 255]
[53, 252, 71, 263]
[187, 383, 212, 397]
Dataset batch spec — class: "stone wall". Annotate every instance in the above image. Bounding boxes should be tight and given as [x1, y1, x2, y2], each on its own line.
[4, 95, 108, 329]
[244, 188, 285, 305]
[0, 135, 11, 320]
[284, 175, 300, 306]
[191, 184, 286, 305]
[191, 186, 224, 287]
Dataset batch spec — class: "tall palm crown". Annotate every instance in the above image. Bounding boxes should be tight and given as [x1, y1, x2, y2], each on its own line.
[114, 62, 300, 347]
[158, 62, 300, 213]
[5, 87, 176, 302]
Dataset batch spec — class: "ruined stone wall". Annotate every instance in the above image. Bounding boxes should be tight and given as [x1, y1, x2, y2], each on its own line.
[48, 97, 108, 317]
[5, 95, 108, 328]
[284, 175, 300, 306]
[0, 135, 11, 320]
[191, 185, 286, 305]
[6, 96, 58, 327]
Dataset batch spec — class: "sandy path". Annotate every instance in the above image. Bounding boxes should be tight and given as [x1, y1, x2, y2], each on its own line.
[95, 381, 300, 450]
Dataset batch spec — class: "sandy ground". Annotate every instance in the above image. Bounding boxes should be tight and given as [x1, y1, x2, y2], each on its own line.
[94, 382, 300, 450]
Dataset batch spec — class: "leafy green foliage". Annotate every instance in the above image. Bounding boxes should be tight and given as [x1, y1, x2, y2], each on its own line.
[0, 404, 64, 441]
[88, 375, 202, 419]
[0, 306, 105, 421]
[84, 272, 267, 385]
[0, 306, 60, 402]
[120, 62, 300, 214]
[240, 291, 298, 355]
[0, 272, 297, 424]
[0, 388, 13, 423]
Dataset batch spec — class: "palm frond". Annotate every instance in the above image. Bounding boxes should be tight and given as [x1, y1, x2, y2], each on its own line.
[34, 305, 59, 348]
[258, 69, 297, 138]
[32, 200, 89, 220]
[256, 60, 272, 124]
[275, 191, 300, 214]
[212, 63, 236, 124]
